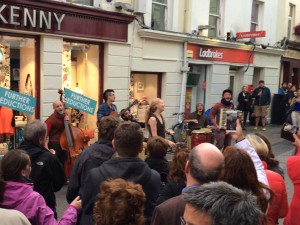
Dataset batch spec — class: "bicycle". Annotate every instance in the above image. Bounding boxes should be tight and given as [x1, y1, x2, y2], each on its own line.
[170, 112, 189, 144]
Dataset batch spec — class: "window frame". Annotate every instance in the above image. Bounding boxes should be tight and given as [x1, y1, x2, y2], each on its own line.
[287, 3, 295, 39]
[66, 0, 93, 6]
[151, 0, 168, 30]
[208, 0, 221, 38]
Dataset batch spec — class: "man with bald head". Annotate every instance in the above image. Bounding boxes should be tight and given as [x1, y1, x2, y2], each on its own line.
[151, 143, 224, 225]
[45, 100, 67, 167]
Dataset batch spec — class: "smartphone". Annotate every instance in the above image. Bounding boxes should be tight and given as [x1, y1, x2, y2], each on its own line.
[281, 123, 298, 142]
[226, 110, 237, 132]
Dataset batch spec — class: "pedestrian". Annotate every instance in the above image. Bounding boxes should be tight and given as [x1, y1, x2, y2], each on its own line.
[246, 134, 288, 225]
[93, 178, 146, 225]
[150, 142, 224, 225]
[155, 148, 190, 205]
[0, 208, 31, 225]
[182, 181, 264, 225]
[18, 119, 66, 217]
[209, 89, 234, 150]
[252, 80, 271, 131]
[145, 98, 176, 147]
[45, 100, 67, 167]
[67, 116, 120, 203]
[221, 119, 270, 213]
[145, 136, 169, 188]
[290, 89, 300, 127]
[96, 89, 117, 122]
[237, 85, 252, 125]
[81, 122, 161, 225]
[278, 82, 288, 95]
[284, 131, 300, 225]
[0, 149, 81, 225]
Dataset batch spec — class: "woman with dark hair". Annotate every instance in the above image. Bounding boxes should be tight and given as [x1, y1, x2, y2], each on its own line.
[145, 98, 176, 147]
[155, 148, 190, 205]
[253, 132, 284, 178]
[93, 178, 146, 225]
[221, 146, 272, 213]
[145, 136, 169, 187]
[0, 149, 81, 225]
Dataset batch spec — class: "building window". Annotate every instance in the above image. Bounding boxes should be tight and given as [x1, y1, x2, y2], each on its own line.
[66, 0, 93, 6]
[288, 4, 295, 39]
[250, 1, 259, 42]
[151, 0, 167, 30]
[208, 0, 220, 37]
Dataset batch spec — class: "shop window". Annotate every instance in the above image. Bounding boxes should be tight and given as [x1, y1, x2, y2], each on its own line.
[0, 35, 37, 149]
[208, 0, 220, 37]
[66, 0, 93, 6]
[151, 0, 167, 30]
[62, 41, 100, 130]
[130, 73, 160, 123]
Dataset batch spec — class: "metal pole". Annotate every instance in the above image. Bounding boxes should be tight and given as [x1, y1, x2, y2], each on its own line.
[179, 41, 188, 122]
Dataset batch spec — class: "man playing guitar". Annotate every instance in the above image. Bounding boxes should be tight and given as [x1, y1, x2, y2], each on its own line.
[96, 89, 117, 121]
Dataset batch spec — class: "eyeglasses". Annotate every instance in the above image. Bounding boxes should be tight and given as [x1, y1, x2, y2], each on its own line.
[180, 217, 186, 225]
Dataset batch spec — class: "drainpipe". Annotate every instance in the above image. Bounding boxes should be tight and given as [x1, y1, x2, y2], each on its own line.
[179, 41, 189, 121]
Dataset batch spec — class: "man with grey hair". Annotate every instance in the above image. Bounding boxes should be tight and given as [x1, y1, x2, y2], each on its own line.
[151, 143, 224, 225]
[18, 119, 65, 217]
[182, 181, 264, 225]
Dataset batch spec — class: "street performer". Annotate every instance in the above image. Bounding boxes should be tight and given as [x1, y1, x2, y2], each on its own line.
[209, 89, 234, 150]
[96, 89, 117, 121]
[45, 100, 67, 167]
[183, 103, 209, 131]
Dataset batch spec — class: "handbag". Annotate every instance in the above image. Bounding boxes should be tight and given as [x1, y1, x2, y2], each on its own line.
[15, 115, 27, 128]
[24, 73, 33, 96]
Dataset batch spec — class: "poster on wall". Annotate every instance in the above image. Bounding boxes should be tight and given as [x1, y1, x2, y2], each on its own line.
[62, 45, 72, 89]
[0, 43, 10, 89]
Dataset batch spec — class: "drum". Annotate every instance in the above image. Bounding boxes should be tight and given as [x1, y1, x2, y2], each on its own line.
[191, 128, 213, 148]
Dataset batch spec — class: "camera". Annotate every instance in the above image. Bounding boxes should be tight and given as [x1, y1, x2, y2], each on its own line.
[281, 123, 298, 142]
[226, 110, 237, 132]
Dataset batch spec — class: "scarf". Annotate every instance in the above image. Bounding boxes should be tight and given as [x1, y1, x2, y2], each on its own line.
[221, 98, 232, 106]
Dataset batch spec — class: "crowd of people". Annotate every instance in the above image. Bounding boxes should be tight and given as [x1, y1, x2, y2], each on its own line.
[0, 85, 299, 225]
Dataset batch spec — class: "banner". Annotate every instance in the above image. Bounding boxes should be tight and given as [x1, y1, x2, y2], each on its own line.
[64, 88, 97, 115]
[0, 87, 36, 114]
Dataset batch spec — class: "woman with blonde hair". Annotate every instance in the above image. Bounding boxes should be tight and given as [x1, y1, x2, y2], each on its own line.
[93, 178, 146, 225]
[145, 98, 176, 147]
[246, 134, 288, 225]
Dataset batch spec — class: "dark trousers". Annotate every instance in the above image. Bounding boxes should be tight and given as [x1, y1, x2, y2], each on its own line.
[215, 130, 232, 151]
[48, 142, 67, 167]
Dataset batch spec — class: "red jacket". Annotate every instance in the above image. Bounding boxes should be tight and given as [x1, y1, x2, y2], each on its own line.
[284, 147, 300, 225]
[263, 162, 288, 225]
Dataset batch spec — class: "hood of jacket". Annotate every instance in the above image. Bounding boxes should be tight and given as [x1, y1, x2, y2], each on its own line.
[97, 157, 154, 185]
[0, 181, 33, 209]
[18, 142, 48, 162]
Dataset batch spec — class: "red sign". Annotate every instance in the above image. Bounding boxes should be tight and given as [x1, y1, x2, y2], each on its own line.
[187, 44, 253, 64]
[236, 31, 266, 39]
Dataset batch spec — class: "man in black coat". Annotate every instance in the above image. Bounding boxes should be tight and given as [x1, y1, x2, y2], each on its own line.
[80, 122, 161, 225]
[18, 119, 66, 217]
[237, 85, 252, 125]
[66, 116, 120, 203]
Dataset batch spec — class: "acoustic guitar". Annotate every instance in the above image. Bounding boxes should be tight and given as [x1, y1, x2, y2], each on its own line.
[109, 99, 139, 118]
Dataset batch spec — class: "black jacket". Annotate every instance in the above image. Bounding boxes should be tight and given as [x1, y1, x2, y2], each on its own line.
[18, 142, 65, 212]
[252, 87, 271, 106]
[80, 157, 161, 225]
[145, 157, 169, 184]
[156, 180, 186, 206]
[237, 91, 252, 111]
[66, 139, 115, 203]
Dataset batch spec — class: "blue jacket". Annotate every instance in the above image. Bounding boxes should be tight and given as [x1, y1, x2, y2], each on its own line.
[252, 87, 271, 106]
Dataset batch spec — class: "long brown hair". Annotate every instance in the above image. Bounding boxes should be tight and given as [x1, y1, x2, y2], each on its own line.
[221, 146, 271, 213]
[168, 148, 190, 182]
[145, 98, 165, 132]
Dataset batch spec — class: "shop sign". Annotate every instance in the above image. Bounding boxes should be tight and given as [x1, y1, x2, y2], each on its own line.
[0, 4, 65, 30]
[64, 88, 97, 115]
[0, 87, 36, 114]
[187, 44, 253, 64]
[236, 31, 266, 39]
